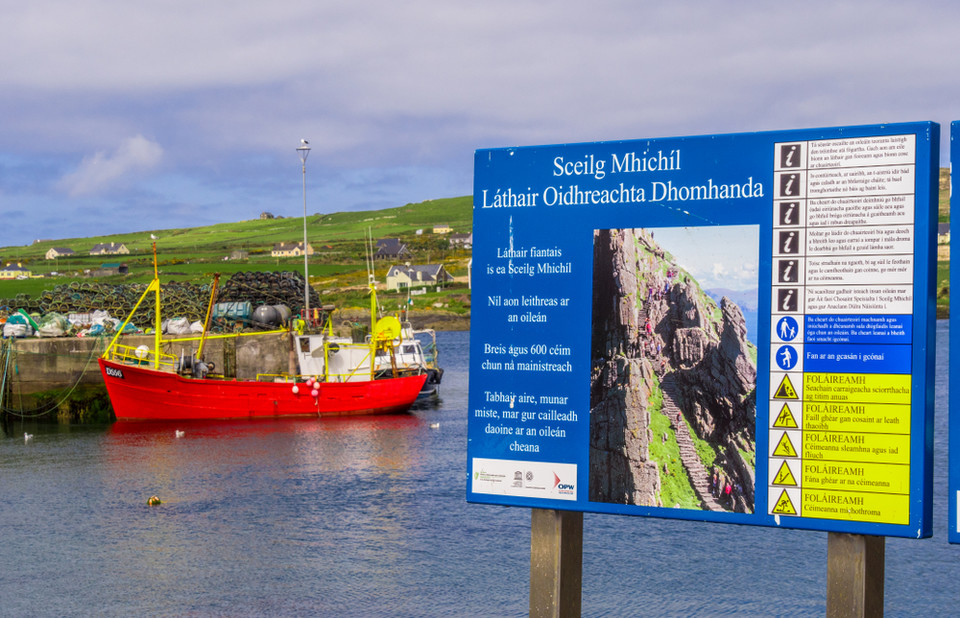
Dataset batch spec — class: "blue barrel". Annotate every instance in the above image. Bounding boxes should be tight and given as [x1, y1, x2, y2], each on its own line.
[213, 301, 252, 320]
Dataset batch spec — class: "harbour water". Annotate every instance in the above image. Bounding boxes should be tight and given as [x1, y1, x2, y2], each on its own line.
[0, 324, 956, 616]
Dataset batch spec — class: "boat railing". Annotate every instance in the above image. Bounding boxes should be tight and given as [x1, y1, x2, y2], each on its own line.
[106, 343, 177, 370]
[324, 340, 406, 381]
[254, 369, 419, 384]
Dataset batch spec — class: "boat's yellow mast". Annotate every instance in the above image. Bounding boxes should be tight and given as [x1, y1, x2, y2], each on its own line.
[153, 242, 161, 369]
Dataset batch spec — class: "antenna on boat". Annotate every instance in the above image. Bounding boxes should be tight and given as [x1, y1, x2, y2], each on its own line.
[366, 227, 378, 335]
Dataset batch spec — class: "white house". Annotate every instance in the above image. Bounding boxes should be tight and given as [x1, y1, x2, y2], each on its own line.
[89, 242, 129, 256]
[385, 264, 453, 291]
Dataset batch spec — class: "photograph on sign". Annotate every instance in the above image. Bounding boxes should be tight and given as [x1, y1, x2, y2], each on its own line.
[588, 225, 758, 514]
[468, 122, 936, 538]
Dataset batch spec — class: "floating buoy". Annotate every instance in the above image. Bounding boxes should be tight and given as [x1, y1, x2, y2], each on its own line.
[147, 496, 162, 506]
[429, 423, 440, 430]
[310, 388, 319, 398]
[292, 384, 299, 394]
[306, 377, 315, 387]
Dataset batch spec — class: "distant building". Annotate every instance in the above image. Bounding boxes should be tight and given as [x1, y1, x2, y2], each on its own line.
[45, 247, 75, 260]
[939, 222, 950, 244]
[385, 264, 453, 291]
[0, 262, 31, 279]
[449, 233, 472, 249]
[260, 212, 275, 220]
[89, 242, 129, 256]
[271, 242, 314, 257]
[375, 238, 411, 260]
[229, 250, 249, 260]
[432, 224, 453, 234]
[91, 262, 129, 277]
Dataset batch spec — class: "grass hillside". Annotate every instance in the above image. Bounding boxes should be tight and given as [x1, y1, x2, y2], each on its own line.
[0, 196, 473, 316]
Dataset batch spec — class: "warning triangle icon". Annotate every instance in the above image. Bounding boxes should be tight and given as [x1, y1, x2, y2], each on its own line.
[773, 403, 799, 428]
[772, 489, 798, 516]
[774, 375, 799, 399]
[772, 461, 798, 486]
[772, 432, 799, 458]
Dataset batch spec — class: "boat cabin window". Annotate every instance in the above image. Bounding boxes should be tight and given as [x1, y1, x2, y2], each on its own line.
[299, 338, 311, 353]
[402, 345, 417, 355]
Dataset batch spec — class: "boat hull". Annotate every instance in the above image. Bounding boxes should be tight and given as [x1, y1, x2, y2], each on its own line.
[99, 358, 428, 421]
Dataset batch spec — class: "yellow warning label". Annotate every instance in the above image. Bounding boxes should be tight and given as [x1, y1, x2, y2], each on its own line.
[772, 403, 799, 429]
[774, 375, 799, 399]
[772, 489, 798, 515]
[803, 373, 911, 405]
[801, 489, 909, 525]
[772, 461, 798, 487]
[772, 432, 799, 458]
[801, 431, 909, 465]
[801, 460, 910, 495]
[802, 401, 909, 434]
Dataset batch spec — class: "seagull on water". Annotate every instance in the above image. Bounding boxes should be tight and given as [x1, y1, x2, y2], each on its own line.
[175, 430, 185, 438]
[24, 433, 33, 443]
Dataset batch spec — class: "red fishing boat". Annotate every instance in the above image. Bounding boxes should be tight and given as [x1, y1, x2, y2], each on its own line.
[98, 356, 426, 420]
[98, 245, 427, 421]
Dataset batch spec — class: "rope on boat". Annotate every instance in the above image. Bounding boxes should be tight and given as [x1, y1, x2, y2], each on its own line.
[0, 336, 106, 418]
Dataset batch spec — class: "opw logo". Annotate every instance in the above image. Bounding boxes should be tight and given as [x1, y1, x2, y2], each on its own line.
[554, 472, 575, 494]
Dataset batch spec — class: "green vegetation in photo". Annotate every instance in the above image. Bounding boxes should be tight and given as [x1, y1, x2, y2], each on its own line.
[689, 422, 718, 471]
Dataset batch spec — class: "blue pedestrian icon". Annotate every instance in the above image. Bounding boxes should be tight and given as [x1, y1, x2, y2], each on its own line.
[776, 345, 798, 370]
[776, 316, 799, 342]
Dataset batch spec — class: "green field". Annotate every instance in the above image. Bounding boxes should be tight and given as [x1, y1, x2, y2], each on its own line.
[0, 196, 473, 310]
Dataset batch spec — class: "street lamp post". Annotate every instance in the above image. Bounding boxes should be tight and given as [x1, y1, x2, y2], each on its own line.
[297, 139, 311, 325]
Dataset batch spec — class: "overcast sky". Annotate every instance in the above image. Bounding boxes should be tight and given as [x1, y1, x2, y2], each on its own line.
[2, 1, 959, 248]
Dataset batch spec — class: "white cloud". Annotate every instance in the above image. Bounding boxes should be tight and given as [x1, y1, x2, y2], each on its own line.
[58, 135, 163, 197]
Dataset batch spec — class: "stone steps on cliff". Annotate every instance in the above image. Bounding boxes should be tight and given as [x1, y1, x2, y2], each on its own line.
[660, 373, 723, 511]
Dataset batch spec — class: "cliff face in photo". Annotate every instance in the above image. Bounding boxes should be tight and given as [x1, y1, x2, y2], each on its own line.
[589, 228, 757, 512]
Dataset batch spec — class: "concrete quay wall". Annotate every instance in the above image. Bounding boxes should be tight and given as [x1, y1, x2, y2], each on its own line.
[2, 332, 293, 395]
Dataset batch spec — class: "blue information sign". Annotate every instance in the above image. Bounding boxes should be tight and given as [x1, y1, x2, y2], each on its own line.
[468, 122, 937, 538]
[949, 121, 960, 544]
